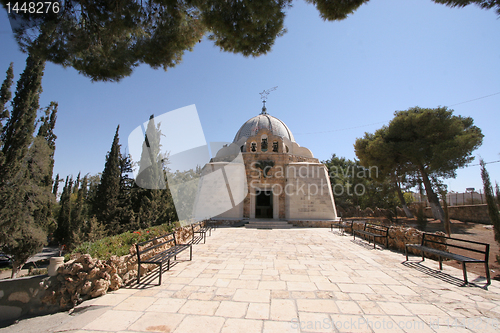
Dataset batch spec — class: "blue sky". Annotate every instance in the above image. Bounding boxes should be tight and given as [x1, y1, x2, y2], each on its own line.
[1, 0, 499, 193]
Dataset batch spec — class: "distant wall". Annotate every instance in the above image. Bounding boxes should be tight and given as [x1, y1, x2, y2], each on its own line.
[423, 204, 490, 224]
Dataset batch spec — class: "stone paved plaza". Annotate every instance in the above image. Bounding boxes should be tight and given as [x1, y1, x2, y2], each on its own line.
[3, 227, 500, 332]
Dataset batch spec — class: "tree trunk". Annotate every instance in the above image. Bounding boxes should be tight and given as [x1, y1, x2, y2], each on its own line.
[418, 166, 445, 223]
[395, 181, 414, 218]
[10, 260, 23, 279]
[442, 196, 451, 236]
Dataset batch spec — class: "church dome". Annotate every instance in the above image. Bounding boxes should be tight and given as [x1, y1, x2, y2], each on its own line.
[233, 112, 295, 143]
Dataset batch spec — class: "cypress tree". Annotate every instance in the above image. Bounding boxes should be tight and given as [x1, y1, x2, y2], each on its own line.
[36, 101, 58, 187]
[71, 174, 88, 245]
[133, 115, 175, 228]
[0, 63, 14, 179]
[1, 55, 45, 176]
[480, 159, 500, 243]
[52, 173, 60, 196]
[55, 176, 73, 244]
[496, 182, 500, 209]
[0, 55, 48, 277]
[93, 125, 122, 234]
[0, 63, 14, 127]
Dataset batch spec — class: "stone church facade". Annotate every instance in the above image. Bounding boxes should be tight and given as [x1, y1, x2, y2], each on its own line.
[193, 108, 338, 224]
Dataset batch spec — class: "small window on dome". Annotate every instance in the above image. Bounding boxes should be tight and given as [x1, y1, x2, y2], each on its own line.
[251, 142, 257, 152]
[272, 141, 278, 152]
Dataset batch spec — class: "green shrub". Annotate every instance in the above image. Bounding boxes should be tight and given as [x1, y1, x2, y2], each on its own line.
[68, 223, 174, 260]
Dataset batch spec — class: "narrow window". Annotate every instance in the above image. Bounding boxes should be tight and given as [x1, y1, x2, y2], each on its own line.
[261, 138, 268, 152]
[272, 141, 279, 152]
[251, 142, 257, 152]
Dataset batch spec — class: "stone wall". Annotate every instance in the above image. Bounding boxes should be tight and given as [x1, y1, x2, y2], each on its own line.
[423, 204, 490, 224]
[0, 275, 59, 327]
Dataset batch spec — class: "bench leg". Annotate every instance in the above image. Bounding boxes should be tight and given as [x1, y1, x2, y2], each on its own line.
[485, 262, 491, 285]
[159, 262, 162, 285]
[204, 232, 206, 244]
[373, 236, 376, 249]
[405, 246, 408, 261]
[137, 264, 141, 284]
[462, 262, 468, 285]
[439, 257, 442, 270]
[190, 245, 192, 260]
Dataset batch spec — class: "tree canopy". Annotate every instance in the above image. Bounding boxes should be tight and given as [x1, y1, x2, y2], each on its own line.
[2, 0, 498, 82]
[355, 106, 483, 222]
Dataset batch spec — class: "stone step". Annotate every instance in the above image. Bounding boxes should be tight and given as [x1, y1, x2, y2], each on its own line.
[245, 225, 293, 229]
[244, 220, 294, 229]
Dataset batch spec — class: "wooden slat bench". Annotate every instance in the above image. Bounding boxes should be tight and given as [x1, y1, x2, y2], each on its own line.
[353, 223, 389, 249]
[136, 232, 192, 285]
[191, 221, 211, 244]
[405, 233, 491, 285]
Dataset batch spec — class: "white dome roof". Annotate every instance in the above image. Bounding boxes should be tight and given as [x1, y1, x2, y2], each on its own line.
[233, 113, 295, 143]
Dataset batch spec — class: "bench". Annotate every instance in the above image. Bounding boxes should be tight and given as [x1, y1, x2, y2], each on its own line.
[192, 221, 211, 244]
[405, 233, 491, 285]
[136, 232, 192, 285]
[330, 218, 354, 235]
[353, 223, 389, 249]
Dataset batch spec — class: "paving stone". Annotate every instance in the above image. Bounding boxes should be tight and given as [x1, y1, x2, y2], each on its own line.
[297, 312, 335, 332]
[113, 296, 156, 311]
[296, 299, 338, 313]
[270, 299, 297, 321]
[128, 312, 184, 332]
[233, 289, 270, 303]
[147, 298, 187, 313]
[173, 315, 225, 333]
[221, 318, 263, 333]
[214, 301, 248, 318]
[83, 310, 143, 331]
[178, 300, 220, 315]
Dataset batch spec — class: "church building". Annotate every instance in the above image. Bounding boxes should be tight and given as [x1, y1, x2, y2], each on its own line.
[193, 104, 338, 227]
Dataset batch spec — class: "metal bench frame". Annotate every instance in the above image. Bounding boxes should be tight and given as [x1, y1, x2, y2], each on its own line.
[405, 233, 490, 285]
[136, 232, 192, 285]
[330, 218, 354, 235]
[192, 222, 211, 244]
[353, 223, 389, 249]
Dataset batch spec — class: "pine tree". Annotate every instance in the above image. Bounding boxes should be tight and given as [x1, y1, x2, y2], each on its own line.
[480, 159, 500, 243]
[93, 125, 122, 234]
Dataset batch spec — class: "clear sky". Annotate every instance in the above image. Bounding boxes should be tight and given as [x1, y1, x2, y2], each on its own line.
[0, 0, 499, 193]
